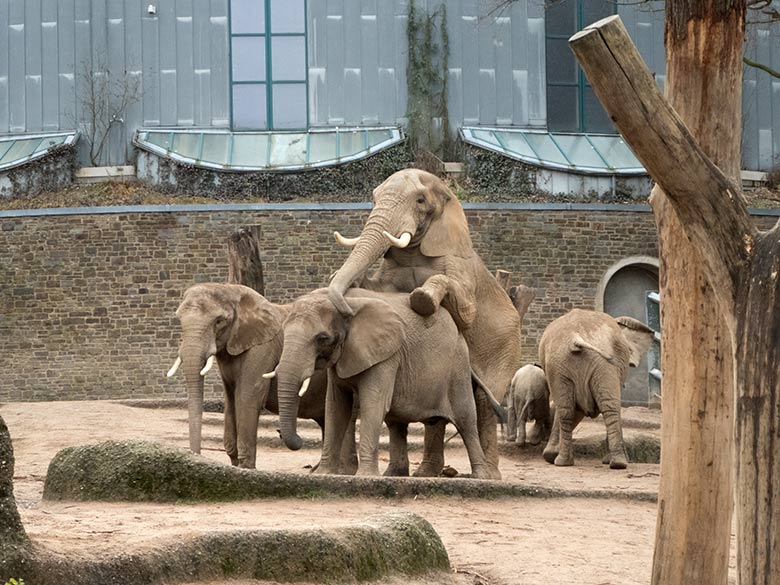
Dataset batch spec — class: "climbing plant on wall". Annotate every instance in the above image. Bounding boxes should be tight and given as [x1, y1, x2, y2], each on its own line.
[406, 0, 456, 163]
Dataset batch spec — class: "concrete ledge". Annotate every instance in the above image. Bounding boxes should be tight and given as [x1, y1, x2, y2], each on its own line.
[19, 512, 450, 585]
[43, 440, 658, 503]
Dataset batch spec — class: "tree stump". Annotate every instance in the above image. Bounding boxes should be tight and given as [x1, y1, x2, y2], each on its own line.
[227, 226, 265, 295]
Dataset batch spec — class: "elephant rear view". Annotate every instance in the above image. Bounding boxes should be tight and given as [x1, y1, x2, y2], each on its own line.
[538, 309, 654, 469]
[506, 364, 551, 447]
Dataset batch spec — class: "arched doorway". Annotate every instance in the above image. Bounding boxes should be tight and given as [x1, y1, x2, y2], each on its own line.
[596, 257, 660, 406]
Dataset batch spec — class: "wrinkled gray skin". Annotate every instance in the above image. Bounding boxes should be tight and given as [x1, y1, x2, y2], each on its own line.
[171, 283, 356, 472]
[505, 364, 552, 447]
[327, 169, 522, 480]
[538, 309, 655, 469]
[273, 288, 491, 478]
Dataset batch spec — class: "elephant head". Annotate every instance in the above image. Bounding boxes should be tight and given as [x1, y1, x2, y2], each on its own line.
[274, 290, 403, 451]
[328, 169, 473, 316]
[615, 316, 655, 370]
[169, 283, 282, 454]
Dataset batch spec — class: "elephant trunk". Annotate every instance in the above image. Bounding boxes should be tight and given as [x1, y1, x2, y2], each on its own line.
[328, 203, 408, 314]
[275, 339, 313, 451]
[179, 332, 212, 455]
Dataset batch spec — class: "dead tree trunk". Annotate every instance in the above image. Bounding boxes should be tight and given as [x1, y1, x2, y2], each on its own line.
[227, 226, 265, 295]
[494, 269, 535, 320]
[570, 14, 780, 584]
[646, 3, 743, 583]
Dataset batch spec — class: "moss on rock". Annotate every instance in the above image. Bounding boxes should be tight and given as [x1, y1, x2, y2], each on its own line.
[0, 415, 33, 581]
[43, 440, 656, 503]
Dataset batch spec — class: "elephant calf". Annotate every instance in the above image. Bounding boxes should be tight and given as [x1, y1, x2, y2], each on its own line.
[539, 309, 654, 469]
[505, 364, 552, 447]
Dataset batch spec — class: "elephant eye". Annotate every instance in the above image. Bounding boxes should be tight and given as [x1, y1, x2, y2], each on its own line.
[315, 332, 331, 344]
[416, 195, 426, 204]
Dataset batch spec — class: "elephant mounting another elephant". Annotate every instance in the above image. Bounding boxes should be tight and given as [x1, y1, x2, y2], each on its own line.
[167, 283, 356, 472]
[327, 168, 524, 480]
[538, 309, 655, 469]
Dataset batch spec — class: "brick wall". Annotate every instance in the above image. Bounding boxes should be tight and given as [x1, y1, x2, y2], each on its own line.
[1, 203, 776, 402]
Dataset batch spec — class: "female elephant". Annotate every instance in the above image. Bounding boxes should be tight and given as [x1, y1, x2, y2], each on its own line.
[538, 309, 655, 469]
[269, 288, 495, 478]
[505, 364, 552, 447]
[168, 283, 355, 471]
[327, 168, 523, 479]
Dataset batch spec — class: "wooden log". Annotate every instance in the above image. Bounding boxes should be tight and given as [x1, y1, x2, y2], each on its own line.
[227, 226, 265, 295]
[568, 15, 755, 320]
[508, 285, 535, 321]
[494, 269, 511, 291]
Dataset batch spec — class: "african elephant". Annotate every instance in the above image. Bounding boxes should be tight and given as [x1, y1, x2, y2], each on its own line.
[538, 309, 655, 469]
[505, 364, 552, 447]
[167, 283, 356, 471]
[268, 288, 497, 478]
[327, 168, 523, 479]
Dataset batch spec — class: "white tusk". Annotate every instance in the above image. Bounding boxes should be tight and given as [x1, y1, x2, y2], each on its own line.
[262, 369, 277, 379]
[382, 231, 412, 249]
[200, 355, 216, 376]
[298, 377, 311, 397]
[166, 356, 182, 378]
[334, 231, 360, 247]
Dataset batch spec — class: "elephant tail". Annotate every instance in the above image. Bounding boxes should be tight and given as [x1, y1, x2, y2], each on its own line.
[571, 337, 615, 364]
[471, 369, 508, 424]
[518, 399, 531, 423]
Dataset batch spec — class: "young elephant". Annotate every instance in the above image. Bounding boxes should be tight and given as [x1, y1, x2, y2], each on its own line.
[272, 288, 493, 478]
[538, 309, 655, 469]
[506, 364, 552, 447]
[168, 283, 355, 471]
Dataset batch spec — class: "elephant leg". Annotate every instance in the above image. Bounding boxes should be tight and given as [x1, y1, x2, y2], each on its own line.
[317, 379, 353, 475]
[475, 390, 502, 480]
[235, 380, 266, 469]
[450, 387, 490, 479]
[338, 412, 359, 475]
[410, 274, 450, 317]
[543, 409, 561, 464]
[223, 382, 239, 466]
[504, 405, 517, 443]
[355, 364, 397, 476]
[594, 387, 628, 470]
[414, 419, 446, 477]
[517, 406, 528, 447]
[384, 422, 410, 477]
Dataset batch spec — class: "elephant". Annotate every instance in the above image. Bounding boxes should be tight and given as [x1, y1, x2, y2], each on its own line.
[167, 283, 356, 471]
[538, 309, 655, 469]
[505, 364, 552, 447]
[267, 287, 499, 478]
[326, 168, 523, 479]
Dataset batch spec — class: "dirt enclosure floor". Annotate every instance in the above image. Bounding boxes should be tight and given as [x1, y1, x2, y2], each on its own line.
[1, 400, 737, 585]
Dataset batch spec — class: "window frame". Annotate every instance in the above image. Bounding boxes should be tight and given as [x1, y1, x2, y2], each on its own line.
[228, 0, 309, 131]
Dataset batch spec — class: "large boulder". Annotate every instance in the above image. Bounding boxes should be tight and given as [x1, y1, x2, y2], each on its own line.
[0, 414, 31, 580]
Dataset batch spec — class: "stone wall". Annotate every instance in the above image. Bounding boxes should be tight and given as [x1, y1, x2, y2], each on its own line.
[1, 203, 776, 402]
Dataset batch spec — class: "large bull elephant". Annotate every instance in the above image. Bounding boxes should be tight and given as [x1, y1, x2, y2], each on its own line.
[168, 283, 355, 471]
[327, 168, 523, 479]
[538, 309, 655, 469]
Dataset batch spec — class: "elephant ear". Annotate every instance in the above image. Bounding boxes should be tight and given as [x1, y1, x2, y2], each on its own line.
[615, 316, 655, 367]
[227, 290, 282, 355]
[336, 297, 405, 379]
[420, 183, 473, 259]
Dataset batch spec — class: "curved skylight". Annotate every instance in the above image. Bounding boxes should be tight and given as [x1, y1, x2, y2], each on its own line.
[134, 127, 404, 172]
[460, 127, 646, 176]
[0, 132, 79, 172]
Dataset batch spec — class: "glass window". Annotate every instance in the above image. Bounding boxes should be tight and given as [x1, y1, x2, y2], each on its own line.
[272, 84, 308, 129]
[271, 0, 305, 34]
[200, 134, 231, 165]
[552, 134, 605, 168]
[232, 37, 266, 82]
[546, 86, 578, 132]
[339, 130, 367, 158]
[230, 0, 307, 130]
[173, 133, 201, 159]
[308, 132, 337, 163]
[232, 84, 267, 130]
[231, 0, 265, 35]
[232, 134, 270, 167]
[0, 139, 42, 164]
[272, 37, 307, 81]
[268, 132, 307, 166]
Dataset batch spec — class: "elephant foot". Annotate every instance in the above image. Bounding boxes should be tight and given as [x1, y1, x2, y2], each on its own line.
[609, 455, 628, 470]
[554, 454, 574, 467]
[229, 456, 239, 466]
[413, 461, 444, 478]
[356, 466, 380, 477]
[542, 448, 558, 464]
[601, 453, 611, 465]
[238, 460, 255, 469]
[410, 288, 438, 317]
[383, 464, 410, 477]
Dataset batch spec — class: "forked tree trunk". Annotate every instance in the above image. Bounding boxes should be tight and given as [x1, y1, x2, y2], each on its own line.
[570, 13, 780, 584]
[227, 226, 265, 294]
[648, 4, 743, 583]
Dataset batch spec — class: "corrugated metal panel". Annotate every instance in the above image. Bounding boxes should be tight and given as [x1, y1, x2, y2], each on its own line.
[0, 0, 230, 165]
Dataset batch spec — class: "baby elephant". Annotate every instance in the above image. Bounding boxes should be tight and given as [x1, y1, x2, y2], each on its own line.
[506, 364, 552, 447]
[539, 309, 655, 469]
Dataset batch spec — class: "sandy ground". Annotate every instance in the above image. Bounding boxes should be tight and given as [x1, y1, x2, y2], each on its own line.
[1, 400, 736, 585]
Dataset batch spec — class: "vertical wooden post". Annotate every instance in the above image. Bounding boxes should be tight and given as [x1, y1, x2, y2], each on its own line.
[494, 269, 511, 291]
[227, 226, 265, 295]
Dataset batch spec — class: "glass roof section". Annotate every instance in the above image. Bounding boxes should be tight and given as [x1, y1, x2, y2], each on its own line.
[460, 127, 646, 176]
[0, 132, 79, 172]
[134, 127, 403, 172]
